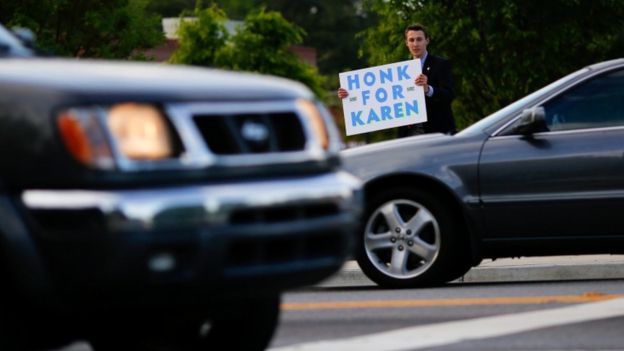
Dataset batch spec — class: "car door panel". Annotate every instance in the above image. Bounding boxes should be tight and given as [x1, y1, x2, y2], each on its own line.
[479, 128, 624, 239]
[479, 68, 624, 240]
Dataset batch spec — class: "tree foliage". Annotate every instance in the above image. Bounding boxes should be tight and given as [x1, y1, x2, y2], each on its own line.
[168, 5, 229, 66]
[263, 0, 373, 76]
[0, 0, 164, 58]
[361, 0, 624, 129]
[170, 5, 326, 98]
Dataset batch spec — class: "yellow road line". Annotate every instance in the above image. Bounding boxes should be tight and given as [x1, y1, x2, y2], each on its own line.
[281, 292, 624, 311]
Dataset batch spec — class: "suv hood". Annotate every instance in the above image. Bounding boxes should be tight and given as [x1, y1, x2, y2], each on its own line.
[0, 58, 313, 101]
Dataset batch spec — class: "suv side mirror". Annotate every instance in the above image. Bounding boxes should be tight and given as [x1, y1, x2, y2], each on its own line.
[512, 106, 548, 135]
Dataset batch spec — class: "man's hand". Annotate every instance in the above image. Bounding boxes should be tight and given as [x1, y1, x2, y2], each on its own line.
[414, 74, 429, 93]
[337, 88, 349, 99]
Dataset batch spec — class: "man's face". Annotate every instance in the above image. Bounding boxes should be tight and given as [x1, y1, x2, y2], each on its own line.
[405, 30, 429, 59]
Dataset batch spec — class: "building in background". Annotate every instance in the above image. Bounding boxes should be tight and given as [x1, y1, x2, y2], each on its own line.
[142, 18, 316, 66]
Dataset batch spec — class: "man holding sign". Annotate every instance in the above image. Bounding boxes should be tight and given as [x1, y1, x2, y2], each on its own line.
[338, 23, 456, 137]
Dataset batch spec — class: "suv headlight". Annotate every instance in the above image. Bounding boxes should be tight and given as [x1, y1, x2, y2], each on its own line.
[296, 99, 330, 150]
[57, 103, 177, 170]
[107, 103, 173, 160]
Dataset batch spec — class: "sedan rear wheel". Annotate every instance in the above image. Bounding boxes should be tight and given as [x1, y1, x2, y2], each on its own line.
[357, 187, 470, 288]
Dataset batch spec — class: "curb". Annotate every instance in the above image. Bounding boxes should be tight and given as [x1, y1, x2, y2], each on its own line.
[317, 256, 624, 287]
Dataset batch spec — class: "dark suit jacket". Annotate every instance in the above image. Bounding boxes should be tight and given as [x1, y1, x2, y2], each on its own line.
[398, 54, 456, 136]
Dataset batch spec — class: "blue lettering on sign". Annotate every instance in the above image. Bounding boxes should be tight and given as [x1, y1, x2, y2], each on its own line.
[362, 90, 371, 105]
[344, 62, 422, 131]
[350, 100, 420, 128]
[405, 100, 419, 115]
[347, 74, 360, 90]
[397, 65, 411, 81]
[392, 85, 404, 99]
[375, 87, 388, 103]
[364, 72, 376, 86]
[380, 68, 393, 84]
[367, 109, 380, 124]
[346, 65, 412, 96]
[394, 102, 404, 118]
[381, 106, 392, 120]
[351, 111, 364, 126]
[360, 85, 408, 105]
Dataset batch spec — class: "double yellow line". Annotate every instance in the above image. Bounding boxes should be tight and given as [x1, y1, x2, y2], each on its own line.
[281, 292, 624, 311]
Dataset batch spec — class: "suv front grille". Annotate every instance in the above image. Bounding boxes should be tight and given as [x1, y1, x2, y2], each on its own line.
[193, 112, 306, 155]
[230, 203, 340, 224]
[225, 231, 345, 269]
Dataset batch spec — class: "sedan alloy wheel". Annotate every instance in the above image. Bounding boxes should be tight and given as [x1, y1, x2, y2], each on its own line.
[364, 199, 441, 279]
[356, 187, 471, 288]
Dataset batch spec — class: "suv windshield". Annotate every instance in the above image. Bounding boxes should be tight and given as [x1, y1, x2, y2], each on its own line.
[0, 24, 34, 57]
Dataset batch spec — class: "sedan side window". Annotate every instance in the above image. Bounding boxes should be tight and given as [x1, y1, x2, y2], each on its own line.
[543, 69, 624, 131]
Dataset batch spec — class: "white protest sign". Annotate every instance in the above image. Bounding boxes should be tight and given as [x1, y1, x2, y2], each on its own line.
[339, 59, 427, 136]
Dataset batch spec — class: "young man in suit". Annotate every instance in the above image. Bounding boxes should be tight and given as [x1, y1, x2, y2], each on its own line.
[338, 24, 456, 137]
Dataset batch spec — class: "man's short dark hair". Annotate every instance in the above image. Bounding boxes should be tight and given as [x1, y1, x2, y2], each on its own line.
[404, 24, 429, 39]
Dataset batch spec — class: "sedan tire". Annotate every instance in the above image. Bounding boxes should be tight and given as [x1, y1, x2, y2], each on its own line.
[357, 187, 470, 288]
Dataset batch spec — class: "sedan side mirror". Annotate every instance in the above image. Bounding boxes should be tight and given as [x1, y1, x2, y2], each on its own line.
[512, 107, 548, 135]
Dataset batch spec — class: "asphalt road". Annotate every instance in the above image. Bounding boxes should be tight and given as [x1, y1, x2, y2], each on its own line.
[53, 278, 624, 351]
[269, 279, 624, 351]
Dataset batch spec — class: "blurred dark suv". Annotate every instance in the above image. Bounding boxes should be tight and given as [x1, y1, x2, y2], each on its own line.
[0, 25, 361, 350]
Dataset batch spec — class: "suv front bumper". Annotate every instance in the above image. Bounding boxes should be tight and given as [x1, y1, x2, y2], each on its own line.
[16, 171, 361, 302]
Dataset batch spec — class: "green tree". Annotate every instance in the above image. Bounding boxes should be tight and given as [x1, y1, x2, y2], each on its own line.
[220, 9, 326, 97]
[169, 5, 229, 66]
[149, 0, 374, 77]
[170, 5, 326, 98]
[263, 0, 373, 76]
[361, 0, 624, 129]
[0, 0, 164, 58]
